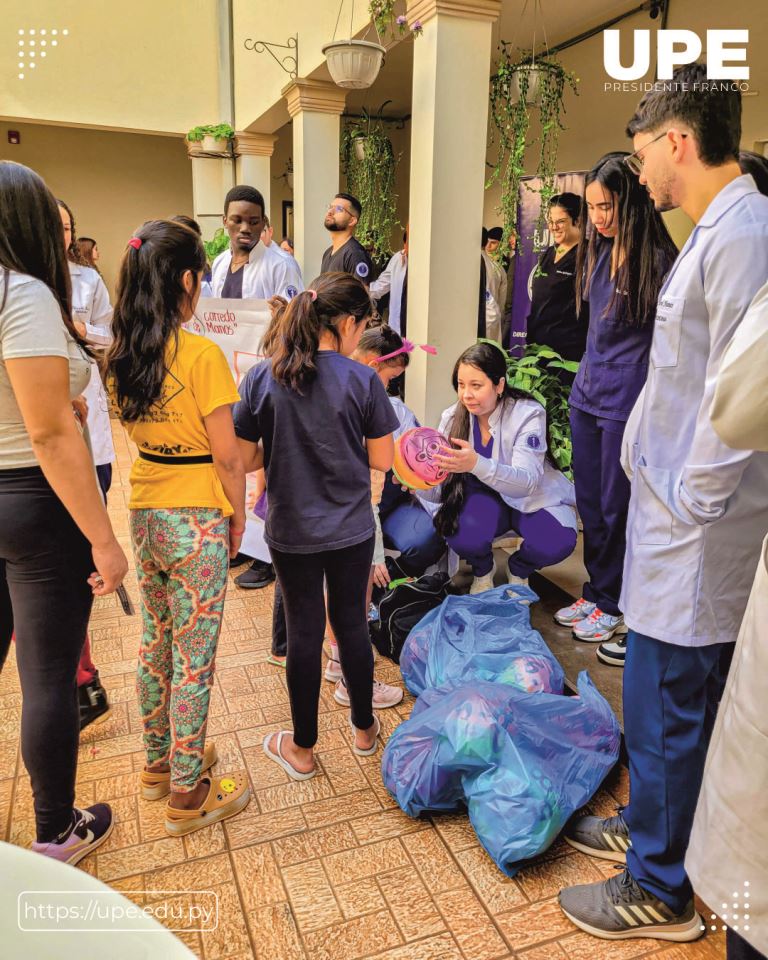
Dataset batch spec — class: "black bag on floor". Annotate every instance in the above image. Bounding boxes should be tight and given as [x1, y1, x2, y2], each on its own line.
[370, 572, 451, 664]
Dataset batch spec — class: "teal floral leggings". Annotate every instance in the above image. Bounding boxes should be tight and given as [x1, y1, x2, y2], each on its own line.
[131, 508, 229, 792]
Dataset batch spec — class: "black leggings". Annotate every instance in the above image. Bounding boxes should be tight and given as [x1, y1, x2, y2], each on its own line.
[0, 467, 93, 842]
[271, 537, 375, 748]
[728, 930, 767, 960]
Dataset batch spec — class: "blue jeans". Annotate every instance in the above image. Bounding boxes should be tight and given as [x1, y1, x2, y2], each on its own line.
[445, 482, 576, 578]
[624, 630, 733, 912]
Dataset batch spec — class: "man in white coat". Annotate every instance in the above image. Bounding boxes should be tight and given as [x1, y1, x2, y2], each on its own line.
[559, 64, 768, 943]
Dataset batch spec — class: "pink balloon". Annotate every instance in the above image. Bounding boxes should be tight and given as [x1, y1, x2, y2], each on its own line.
[399, 427, 449, 487]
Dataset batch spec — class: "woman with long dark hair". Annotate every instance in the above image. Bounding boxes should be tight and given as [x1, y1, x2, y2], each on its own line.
[107, 219, 249, 836]
[555, 153, 678, 659]
[0, 161, 127, 864]
[234, 272, 399, 778]
[426, 342, 577, 594]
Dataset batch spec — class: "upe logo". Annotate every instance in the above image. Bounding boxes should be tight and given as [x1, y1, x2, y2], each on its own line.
[604, 29, 749, 81]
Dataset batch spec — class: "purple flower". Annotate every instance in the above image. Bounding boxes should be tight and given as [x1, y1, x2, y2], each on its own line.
[411, 20, 423, 35]
[396, 14, 407, 25]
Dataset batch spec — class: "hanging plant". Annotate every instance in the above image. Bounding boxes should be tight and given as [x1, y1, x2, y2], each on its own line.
[488, 45, 578, 260]
[368, 1, 423, 38]
[505, 343, 580, 478]
[186, 123, 235, 143]
[341, 110, 400, 265]
[203, 228, 230, 264]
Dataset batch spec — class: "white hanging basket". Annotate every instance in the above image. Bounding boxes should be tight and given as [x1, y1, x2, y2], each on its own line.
[510, 65, 542, 106]
[322, 39, 385, 90]
[353, 136, 367, 161]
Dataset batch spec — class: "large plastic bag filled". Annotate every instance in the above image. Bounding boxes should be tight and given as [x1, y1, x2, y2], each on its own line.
[400, 584, 564, 697]
[381, 672, 620, 875]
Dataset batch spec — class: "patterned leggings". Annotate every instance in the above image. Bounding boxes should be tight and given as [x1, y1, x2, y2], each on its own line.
[131, 508, 229, 792]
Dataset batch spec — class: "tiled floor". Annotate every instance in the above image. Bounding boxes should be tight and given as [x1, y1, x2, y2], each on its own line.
[0, 423, 726, 959]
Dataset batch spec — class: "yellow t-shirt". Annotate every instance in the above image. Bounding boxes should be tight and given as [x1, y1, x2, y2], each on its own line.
[115, 329, 241, 515]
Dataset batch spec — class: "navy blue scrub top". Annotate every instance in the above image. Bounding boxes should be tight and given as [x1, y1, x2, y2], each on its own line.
[569, 241, 654, 422]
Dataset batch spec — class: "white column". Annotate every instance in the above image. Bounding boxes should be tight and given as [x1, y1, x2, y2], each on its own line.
[234, 132, 278, 220]
[404, 0, 502, 427]
[186, 141, 235, 241]
[283, 79, 347, 281]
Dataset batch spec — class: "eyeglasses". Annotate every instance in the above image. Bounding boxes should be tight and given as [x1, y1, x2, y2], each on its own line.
[546, 217, 570, 230]
[328, 203, 352, 216]
[624, 131, 686, 175]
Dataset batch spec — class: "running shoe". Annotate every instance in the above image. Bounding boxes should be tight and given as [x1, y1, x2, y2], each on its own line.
[554, 598, 596, 626]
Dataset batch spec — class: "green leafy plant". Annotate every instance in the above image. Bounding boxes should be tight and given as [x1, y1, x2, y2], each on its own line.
[203, 228, 230, 263]
[488, 46, 578, 259]
[369, 1, 423, 38]
[341, 110, 400, 265]
[187, 123, 235, 143]
[505, 342, 580, 478]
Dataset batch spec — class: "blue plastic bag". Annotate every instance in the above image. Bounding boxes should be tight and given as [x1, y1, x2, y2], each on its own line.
[400, 584, 564, 697]
[381, 673, 620, 876]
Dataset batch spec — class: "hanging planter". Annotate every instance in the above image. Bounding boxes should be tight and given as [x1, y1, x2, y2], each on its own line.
[322, 39, 386, 89]
[509, 65, 542, 105]
[353, 135, 368, 161]
[186, 123, 235, 154]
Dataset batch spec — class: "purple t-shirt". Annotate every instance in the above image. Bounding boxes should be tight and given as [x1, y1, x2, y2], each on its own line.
[233, 351, 399, 553]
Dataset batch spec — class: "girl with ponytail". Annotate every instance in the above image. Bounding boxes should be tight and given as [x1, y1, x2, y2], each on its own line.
[234, 271, 399, 777]
[427, 342, 577, 594]
[107, 219, 250, 837]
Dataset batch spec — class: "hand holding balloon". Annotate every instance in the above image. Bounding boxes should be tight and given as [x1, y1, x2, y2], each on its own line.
[392, 427, 451, 491]
[433, 438, 478, 474]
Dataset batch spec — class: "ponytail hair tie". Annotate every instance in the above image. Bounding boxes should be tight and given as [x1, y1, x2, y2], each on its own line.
[128, 237, 142, 250]
[307, 288, 318, 302]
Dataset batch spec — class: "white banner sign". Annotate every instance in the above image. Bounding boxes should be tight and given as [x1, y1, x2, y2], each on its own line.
[187, 297, 272, 562]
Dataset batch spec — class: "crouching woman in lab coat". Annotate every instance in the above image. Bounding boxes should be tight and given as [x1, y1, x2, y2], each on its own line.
[423, 342, 577, 594]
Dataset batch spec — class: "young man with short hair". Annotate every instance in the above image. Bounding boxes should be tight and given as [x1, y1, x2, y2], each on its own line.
[321, 193, 374, 284]
[559, 64, 768, 943]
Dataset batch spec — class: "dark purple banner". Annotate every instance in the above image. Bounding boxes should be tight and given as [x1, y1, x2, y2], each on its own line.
[506, 171, 586, 355]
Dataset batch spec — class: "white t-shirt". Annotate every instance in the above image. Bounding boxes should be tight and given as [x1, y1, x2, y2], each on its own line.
[0, 271, 91, 469]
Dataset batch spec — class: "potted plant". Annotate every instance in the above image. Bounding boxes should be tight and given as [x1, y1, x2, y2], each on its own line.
[187, 123, 235, 154]
[322, 39, 386, 89]
[203, 227, 230, 264]
[488, 46, 578, 253]
[341, 110, 399, 264]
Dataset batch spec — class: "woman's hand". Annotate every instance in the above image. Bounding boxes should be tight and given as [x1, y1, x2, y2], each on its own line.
[89, 539, 129, 596]
[72, 395, 88, 427]
[229, 525, 244, 559]
[372, 562, 390, 589]
[434, 438, 478, 474]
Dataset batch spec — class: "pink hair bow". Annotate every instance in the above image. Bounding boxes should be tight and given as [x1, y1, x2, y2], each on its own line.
[373, 338, 437, 363]
[128, 237, 142, 250]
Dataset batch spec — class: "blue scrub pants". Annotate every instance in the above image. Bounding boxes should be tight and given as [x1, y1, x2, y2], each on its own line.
[570, 406, 630, 616]
[379, 476, 445, 578]
[623, 630, 733, 913]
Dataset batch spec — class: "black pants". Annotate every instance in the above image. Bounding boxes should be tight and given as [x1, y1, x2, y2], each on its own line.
[728, 930, 767, 960]
[271, 537, 375, 748]
[0, 467, 93, 842]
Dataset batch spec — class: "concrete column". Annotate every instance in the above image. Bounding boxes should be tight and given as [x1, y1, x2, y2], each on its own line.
[404, 0, 502, 427]
[282, 79, 347, 280]
[185, 140, 235, 241]
[234, 132, 278, 219]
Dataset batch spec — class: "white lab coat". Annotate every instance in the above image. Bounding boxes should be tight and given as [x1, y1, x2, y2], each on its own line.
[686, 280, 768, 956]
[419, 397, 576, 571]
[482, 251, 506, 343]
[211, 242, 303, 300]
[69, 263, 114, 467]
[370, 251, 407, 334]
[620, 176, 768, 646]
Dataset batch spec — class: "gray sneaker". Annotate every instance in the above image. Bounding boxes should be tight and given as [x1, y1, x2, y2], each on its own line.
[564, 808, 631, 862]
[559, 866, 703, 942]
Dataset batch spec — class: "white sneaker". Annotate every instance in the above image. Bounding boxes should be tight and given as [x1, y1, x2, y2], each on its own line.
[324, 657, 343, 682]
[573, 608, 625, 642]
[554, 597, 596, 626]
[469, 565, 496, 595]
[334, 679, 404, 709]
[507, 572, 529, 587]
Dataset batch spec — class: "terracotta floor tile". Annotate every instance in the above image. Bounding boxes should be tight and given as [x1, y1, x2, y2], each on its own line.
[199, 881, 253, 960]
[435, 887, 509, 960]
[401, 830, 471, 895]
[301, 908, 403, 960]
[517, 852, 605, 903]
[360, 932, 464, 960]
[323, 837, 410, 886]
[349, 808, 429, 845]
[142, 852, 231, 899]
[256, 773, 334, 813]
[454, 846, 528, 914]
[225, 805, 306, 849]
[281, 858, 343, 932]
[232, 843, 286, 910]
[378, 865, 446, 941]
[272, 820, 358, 866]
[335, 877, 386, 920]
[495, 897, 575, 952]
[246, 902, 306, 960]
[558, 931, 669, 959]
[319, 747, 373, 796]
[432, 813, 478, 853]
[517, 944, 569, 960]
[302, 788, 383, 829]
[183, 820, 227, 859]
[97, 836, 187, 882]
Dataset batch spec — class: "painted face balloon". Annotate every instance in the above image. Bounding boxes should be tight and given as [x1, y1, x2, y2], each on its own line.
[393, 427, 450, 491]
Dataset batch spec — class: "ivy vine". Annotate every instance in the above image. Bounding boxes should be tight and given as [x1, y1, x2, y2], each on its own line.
[488, 46, 578, 261]
[341, 112, 400, 265]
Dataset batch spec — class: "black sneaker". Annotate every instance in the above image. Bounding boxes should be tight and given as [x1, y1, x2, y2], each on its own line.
[564, 808, 631, 862]
[78, 670, 111, 731]
[597, 634, 627, 667]
[31, 803, 114, 866]
[559, 866, 703, 941]
[229, 552, 251, 569]
[234, 559, 276, 590]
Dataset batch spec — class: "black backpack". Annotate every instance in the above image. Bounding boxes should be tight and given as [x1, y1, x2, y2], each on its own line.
[370, 572, 452, 663]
